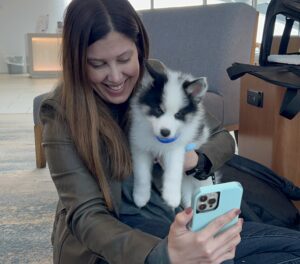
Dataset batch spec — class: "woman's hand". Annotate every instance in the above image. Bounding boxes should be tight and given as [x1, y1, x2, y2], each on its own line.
[167, 208, 243, 264]
[183, 151, 199, 171]
[155, 150, 198, 171]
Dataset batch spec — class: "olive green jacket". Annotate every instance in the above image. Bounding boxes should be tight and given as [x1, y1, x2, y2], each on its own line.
[40, 61, 235, 264]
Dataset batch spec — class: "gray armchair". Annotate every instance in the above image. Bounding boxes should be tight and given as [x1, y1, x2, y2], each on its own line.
[139, 3, 258, 131]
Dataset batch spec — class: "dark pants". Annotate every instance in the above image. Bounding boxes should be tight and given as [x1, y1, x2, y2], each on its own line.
[235, 222, 300, 264]
[120, 215, 300, 264]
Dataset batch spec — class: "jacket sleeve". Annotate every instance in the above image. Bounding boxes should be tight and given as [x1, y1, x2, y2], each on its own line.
[200, 111, 235, 173]
[40, 100, 162, 264]
[146, 238, 171, 264]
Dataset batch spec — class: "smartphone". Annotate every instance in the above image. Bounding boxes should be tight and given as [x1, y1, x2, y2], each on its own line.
[189, 181, 243, 233]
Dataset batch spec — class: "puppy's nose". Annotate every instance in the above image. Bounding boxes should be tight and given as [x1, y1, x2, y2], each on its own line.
[160, 128, 170, 137]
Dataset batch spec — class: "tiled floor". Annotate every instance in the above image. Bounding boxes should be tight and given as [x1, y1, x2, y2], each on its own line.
[0, 74, 58, 114]
[0, 74, 58, 263]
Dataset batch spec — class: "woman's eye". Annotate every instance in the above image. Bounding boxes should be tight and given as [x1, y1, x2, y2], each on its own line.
[88, 62, 106, 69]
[92, 65, 104, 69]
[118, 57, 130, 64]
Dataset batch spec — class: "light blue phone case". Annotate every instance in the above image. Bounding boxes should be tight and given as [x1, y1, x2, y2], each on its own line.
[189, 181, 243, 233]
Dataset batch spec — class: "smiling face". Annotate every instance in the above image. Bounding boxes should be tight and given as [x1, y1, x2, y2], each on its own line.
[87, 31, 140, 104]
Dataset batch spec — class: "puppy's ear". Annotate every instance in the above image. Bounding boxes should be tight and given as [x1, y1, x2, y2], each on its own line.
[183, 77, 208, 103]
[144, 60, 157, 78]
[145, 59, 167, 76]
[145, 61, 167, 82]
[144, 60, 168, 89]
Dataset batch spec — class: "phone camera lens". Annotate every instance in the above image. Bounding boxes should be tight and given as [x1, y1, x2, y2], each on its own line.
[198, 204, 207, 211]
[200, 195, 208, 202]
[208, 198, 216, 205]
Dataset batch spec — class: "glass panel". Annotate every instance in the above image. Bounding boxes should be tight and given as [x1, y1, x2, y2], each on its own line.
[257, 0, 270, 5]
[273, 15, 300, 36]
[257, 0, 299, 43]
[64, 0, 71, 7]
[129, 0, 151, 10]
[65, 0, 150, 11]
[256, 1, 271, 43]
[154, 0, 203, 9]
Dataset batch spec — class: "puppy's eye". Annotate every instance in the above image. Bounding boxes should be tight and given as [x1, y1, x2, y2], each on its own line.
[155, 107, 163, 115]
[175, 111, 184, 120]
[151, 106, 164, 117]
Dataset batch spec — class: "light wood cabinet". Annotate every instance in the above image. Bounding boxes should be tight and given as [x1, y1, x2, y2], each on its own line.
[238, 75, 300, 207]
[26, 33, 62, 78]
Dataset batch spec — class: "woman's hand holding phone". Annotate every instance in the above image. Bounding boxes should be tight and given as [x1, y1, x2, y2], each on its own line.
[167, 208, 243, 264]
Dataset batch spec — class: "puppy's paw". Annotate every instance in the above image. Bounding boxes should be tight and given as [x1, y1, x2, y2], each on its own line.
[162, 191, 181, 209]
[133, 189, 150, 208]
[181, 196, 192, 208]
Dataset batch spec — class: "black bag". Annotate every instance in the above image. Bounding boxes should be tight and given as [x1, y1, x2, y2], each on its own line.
[227, 62, 300, 119]
[220, 155, 300, 231]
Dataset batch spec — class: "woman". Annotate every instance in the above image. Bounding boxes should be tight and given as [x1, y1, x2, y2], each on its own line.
[40, 0, 300, 263]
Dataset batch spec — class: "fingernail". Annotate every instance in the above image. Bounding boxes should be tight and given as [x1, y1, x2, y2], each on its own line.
[185, 207, 193, 215]
[235, 209, 241, 215]
[240, 218, 244, 225]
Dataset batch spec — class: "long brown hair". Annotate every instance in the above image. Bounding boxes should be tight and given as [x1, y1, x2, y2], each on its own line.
[60, 0, 149, 211]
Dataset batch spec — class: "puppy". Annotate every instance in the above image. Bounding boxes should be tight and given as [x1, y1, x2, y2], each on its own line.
[130, 62, 210, 208]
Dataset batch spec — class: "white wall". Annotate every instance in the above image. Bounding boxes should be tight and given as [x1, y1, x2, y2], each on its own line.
[0, 0, 66, 73]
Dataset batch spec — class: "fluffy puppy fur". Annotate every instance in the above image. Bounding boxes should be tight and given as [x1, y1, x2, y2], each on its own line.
[129, 62, 210, 208]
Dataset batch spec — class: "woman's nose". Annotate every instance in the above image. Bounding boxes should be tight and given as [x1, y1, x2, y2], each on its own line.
[107, 64, 122, 83]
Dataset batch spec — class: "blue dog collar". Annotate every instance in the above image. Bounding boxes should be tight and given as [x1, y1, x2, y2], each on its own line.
[156, 136, 178, 144]
[185, 143, 197, 152]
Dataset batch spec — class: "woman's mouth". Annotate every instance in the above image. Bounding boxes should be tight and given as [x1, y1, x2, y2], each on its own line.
[106, 83, 123, 91]
[104, 81, 126, 94]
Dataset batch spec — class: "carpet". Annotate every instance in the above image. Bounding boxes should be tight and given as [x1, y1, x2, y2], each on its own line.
[0, 114, 57, 264]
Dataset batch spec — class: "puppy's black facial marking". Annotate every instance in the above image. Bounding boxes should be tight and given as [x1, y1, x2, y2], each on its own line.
[174, 101, 197, 121]
[139, 63, 168, 118]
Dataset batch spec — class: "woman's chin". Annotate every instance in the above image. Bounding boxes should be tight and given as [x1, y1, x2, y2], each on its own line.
[104, 90, 131, 104]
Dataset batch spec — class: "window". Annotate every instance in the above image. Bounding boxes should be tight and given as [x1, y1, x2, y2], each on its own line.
[130, 0, 299, 41]
[65, 0, 299, 43]
[64, 0, 71, 7]
[256, 0, 299, 43]
[154, 0, 203, 8]
[129, 0, 151, 10]
[207, 0, 252, 5]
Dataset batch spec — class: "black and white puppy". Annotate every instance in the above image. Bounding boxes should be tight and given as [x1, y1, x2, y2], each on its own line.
[130, 62, 210, 208]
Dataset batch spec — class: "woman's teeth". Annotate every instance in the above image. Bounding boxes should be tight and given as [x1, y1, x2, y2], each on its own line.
[107, 83, 123, 91]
